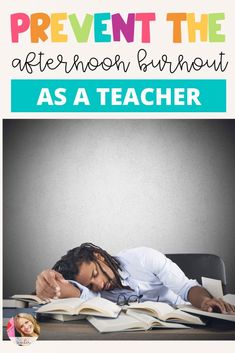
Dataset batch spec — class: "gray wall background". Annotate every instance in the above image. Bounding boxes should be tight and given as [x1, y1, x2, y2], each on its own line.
[3, 119, 235, 297]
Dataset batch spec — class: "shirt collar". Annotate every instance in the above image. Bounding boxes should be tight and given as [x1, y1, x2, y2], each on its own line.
[116, 256, 130, 282]
[118, 268, 129, 281]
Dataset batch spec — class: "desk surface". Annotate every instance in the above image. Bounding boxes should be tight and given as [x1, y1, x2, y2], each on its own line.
[3, 318, 235, 340]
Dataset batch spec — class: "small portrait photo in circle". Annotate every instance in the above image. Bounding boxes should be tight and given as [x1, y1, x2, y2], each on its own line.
[6, 313, 40, 346]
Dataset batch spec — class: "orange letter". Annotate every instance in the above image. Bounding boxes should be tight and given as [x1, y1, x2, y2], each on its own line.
[30, 13, 50, 43]
[167, 13, 187, 43]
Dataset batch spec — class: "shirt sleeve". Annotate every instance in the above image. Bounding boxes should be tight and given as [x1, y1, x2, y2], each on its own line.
[68, 280, 100, 301]
[138, 247, 200, 301]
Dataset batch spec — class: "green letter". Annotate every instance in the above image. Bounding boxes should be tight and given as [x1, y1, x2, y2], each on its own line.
[209, 13, 225, 42]
[69, 13, 93, 42]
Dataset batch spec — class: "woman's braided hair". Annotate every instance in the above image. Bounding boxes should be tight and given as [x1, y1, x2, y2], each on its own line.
[52, 242, 123, 287]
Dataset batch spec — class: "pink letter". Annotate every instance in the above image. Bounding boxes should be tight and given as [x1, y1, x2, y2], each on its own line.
[135, 13, 156, 43]
[11, 13, 30, 42]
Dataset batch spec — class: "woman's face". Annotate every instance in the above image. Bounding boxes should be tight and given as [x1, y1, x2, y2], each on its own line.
[17, 318, 34, 336]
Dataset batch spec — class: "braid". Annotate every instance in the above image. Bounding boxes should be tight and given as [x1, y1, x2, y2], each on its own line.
[52, 243, 123, 287]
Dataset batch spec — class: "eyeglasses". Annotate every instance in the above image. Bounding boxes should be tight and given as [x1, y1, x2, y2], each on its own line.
[116, 294, 143, 306]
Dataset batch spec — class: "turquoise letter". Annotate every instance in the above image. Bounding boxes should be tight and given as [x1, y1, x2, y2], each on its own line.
[94, 13, 111, 42]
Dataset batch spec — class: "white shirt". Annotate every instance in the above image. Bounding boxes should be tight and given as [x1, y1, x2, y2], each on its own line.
[71, 247, 199, 305]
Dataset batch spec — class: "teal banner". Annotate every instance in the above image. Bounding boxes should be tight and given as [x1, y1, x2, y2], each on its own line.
[11, 79, 226, 112]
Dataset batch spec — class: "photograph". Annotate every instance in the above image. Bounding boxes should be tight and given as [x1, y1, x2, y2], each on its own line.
[3, 119, 235, 341]
[1, 1, 235, 352]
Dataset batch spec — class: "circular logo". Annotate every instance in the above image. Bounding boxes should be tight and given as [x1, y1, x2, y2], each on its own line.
[6, 313, 40, 346]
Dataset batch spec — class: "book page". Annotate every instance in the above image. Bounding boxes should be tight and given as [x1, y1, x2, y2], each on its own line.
[80, 297, 121, 317]
[128, 301, 175, 320]
[180, 305, 235, 322]
[201, 277, 224, 298]
[223, 294, 235, 306]
[87, 312, 146, 332]
[11, 294, 46, 304]
[126, 311, 189, 329]
[128, 301, 204, 324]
[37, 297, 85, 314]
[164, 309, 204, 325]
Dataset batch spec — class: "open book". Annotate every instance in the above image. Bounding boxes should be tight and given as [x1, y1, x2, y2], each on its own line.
[11, 294, 46, 304]
[37, 297, 121, 318]
[125, 301, 204, 325]
[87, 311, 189, 333]
[178, 278, 235, 323]
[179, 304, 235, 323]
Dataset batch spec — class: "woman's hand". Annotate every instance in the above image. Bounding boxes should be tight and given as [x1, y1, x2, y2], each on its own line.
[36, 269, 68, 300]
[200, 297, 235, 314]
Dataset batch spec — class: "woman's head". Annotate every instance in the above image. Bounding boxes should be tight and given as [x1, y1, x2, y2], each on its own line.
[14, 314, 40, 337]
[52, 242, 123, 291]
